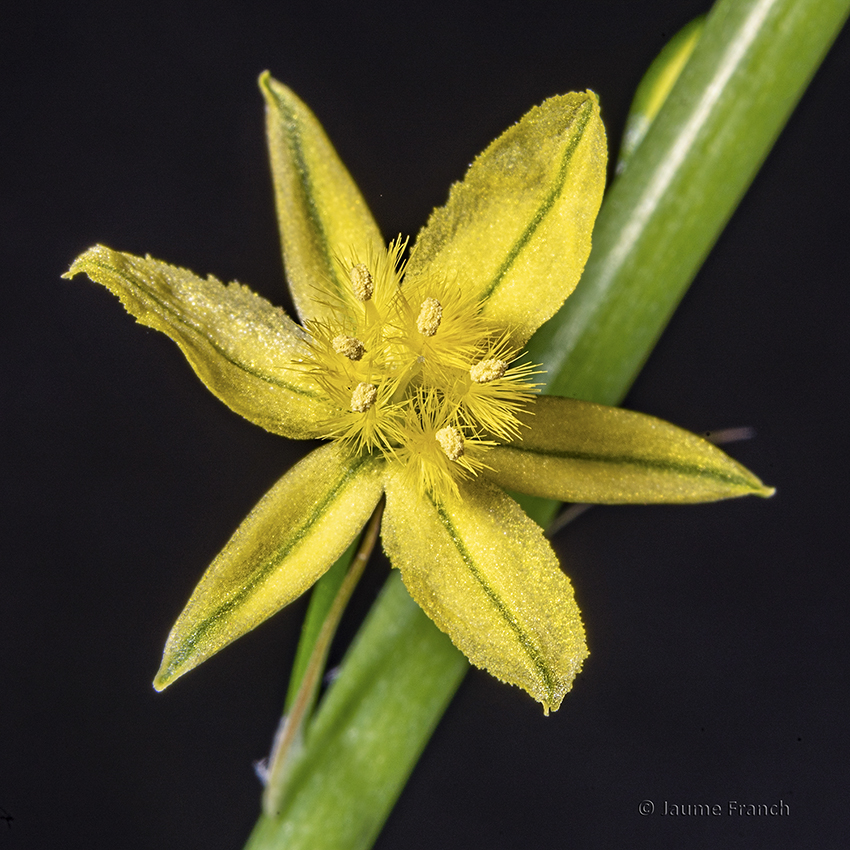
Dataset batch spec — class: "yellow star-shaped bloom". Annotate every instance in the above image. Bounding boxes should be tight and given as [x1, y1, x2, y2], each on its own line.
[65, 74, 772, 712]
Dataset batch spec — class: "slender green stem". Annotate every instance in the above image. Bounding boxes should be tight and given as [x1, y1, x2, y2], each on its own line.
[262, 499, 385, 817]
[284, 546, 354, 714]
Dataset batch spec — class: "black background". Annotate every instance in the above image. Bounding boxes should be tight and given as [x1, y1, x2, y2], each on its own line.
[3, 2, 849, 848]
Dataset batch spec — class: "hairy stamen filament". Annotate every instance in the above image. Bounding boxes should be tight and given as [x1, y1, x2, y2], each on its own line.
[302, 243, 539, 502]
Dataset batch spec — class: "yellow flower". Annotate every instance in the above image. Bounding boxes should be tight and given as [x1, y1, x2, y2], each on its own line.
[64, 74, 772, 712]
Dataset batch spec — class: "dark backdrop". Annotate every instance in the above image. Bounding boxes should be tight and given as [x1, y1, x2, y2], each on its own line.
[3, 2, 849, 848]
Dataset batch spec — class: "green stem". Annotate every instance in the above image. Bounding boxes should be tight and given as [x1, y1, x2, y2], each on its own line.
[283, 548, 353, 714]
[262, 499, 385, 817]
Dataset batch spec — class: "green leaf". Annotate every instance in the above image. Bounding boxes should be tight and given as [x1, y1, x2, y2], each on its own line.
[64, 246, 333, 439]
[617, 16, 705, 172]
[381, 470, 586, 713]
[261, 73, 384, 323]
[486, 396, 773, 504]
[154, 444, 384, 690]
[405, 92, 607, 346]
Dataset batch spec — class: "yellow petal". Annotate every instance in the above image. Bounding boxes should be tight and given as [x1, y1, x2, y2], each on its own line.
[405, 92, 607, 345]
[154, 444, 386, 690]
[382, 471, 587, 712]
[486, 396, 774, 503]
[260, 73, 384, 323]
[65, 246, 332, 439]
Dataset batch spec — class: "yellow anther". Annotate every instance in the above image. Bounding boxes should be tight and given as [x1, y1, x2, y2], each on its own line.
[350, 264, 373, 301]
[351, 382, 378, 412]
[332, 334, 365, 361]
[435, 426, 464, 461]
[470, 358, 509, 383]
[417, 298, 443, 336]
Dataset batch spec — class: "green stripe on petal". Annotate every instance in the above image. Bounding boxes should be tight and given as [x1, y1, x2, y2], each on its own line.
[65, 245, 333, 439]
[260, 74, 384, 323]
[381, 471, 587, 713]
[405, 92, 606, 346]
[486, 396, 774, 504]
[154, 444, 385, 690]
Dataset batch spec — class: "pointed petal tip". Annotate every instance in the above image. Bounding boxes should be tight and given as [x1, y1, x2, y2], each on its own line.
[258, 69, 273, 94]
[152, 658, 180, 692]
[742, 468, 774, 499]
[539, 649, 587, 714]
[62, 245, 102, 280]
[258, 71, 291, 102]
[153, 648, 198, 691]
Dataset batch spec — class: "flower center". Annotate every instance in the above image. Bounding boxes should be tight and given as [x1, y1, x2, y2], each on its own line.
[302, 240, 538, 501]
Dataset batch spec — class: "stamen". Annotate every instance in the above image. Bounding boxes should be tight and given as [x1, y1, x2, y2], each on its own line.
[436, 426, 464, 461]
[350, 264, 374, 301]
[351, 382, 378, 412]
[470, 358, 508, 383]
[416, 298, 443, 336]
[332, 334, 365, 361]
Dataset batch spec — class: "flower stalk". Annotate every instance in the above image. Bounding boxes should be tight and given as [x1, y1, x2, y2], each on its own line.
[262, 500, 384, 817]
